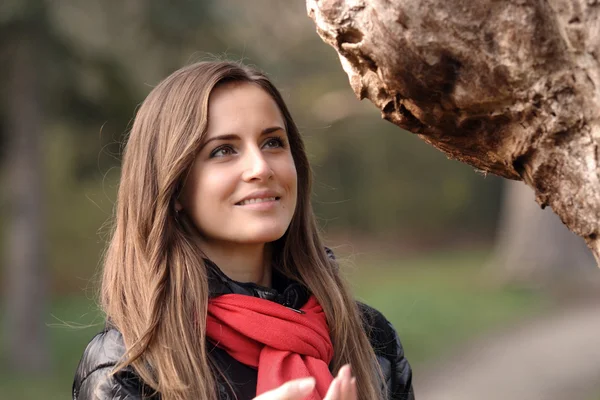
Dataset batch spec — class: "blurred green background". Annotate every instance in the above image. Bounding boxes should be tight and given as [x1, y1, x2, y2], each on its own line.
[1, 1, 599, 399]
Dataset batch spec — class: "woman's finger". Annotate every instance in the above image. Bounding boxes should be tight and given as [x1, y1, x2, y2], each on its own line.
[324, 377, 340, 400]
[343, 364, 358, 400]
[339, 365, 352, 399]
[349, 377, 357, 400]
[325, 364, 358, 400]
[253, 377, 316, 400]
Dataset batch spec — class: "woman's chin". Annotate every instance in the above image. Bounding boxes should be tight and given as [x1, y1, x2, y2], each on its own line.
[238, 227, 288, 245]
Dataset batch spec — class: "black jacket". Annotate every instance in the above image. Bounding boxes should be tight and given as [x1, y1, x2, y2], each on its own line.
[72, 260, 414, 399]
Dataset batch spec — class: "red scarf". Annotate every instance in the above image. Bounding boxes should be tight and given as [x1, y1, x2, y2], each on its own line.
[206, 294, 334, 399]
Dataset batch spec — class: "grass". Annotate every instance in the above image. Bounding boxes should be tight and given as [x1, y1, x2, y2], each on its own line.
[0, 249, 548, 399]
[344, 249, 548, 365]
[0, 295, 104, 400]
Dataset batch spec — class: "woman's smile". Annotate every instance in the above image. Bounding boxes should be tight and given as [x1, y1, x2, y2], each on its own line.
[236, 197, 280, 208]
[237, 197, 278, 205]
[235, 189, 282, 208]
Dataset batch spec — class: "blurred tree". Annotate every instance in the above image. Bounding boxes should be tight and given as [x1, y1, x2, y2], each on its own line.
[1, 0, 51, 374]
[310, 113, 502, 242]
[488, 181, 598, 289]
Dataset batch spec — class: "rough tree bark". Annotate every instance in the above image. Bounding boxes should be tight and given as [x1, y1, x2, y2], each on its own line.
[307, 0, 600, 263]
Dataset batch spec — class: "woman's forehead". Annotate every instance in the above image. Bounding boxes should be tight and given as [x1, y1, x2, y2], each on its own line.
[205, 82, 285, 135]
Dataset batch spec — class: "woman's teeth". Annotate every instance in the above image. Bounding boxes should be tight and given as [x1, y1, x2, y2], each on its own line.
[238, 197, 277, 206]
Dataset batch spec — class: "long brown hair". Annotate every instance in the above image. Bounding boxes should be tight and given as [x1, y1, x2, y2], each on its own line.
[101, 61, 385, 399]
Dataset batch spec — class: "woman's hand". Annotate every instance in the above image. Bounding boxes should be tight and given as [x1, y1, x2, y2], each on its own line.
[253, 377, 316, 400]
[253, 364, 357, 400]
[324, 364, 357, 400]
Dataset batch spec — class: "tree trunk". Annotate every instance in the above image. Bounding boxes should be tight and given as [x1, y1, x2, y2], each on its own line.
[489, 180, 598, 288]
[307, 0, 600, 263]
[3, 32, 50, 373]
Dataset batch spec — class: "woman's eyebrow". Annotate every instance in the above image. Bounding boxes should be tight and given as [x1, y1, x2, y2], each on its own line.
[200, 126, 285, 150]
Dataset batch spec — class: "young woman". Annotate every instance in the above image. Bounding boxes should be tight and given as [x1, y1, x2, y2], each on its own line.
[72, 61, 414, 400]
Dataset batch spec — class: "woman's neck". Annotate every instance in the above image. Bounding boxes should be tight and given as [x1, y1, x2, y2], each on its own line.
[200, 240, 273, 287]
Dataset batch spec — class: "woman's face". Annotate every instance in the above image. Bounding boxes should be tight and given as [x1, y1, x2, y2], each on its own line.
[179, 82, 298, 250]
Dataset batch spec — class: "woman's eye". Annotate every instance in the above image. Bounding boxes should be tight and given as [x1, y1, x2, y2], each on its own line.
[210, 145, 235, 158]
[263, 137, 285, 149]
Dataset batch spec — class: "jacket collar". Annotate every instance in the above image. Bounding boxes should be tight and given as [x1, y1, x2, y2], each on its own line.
[205, 258, 309, 310]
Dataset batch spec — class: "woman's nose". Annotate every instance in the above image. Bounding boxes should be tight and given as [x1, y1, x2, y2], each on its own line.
[241, 147, 274, 182]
